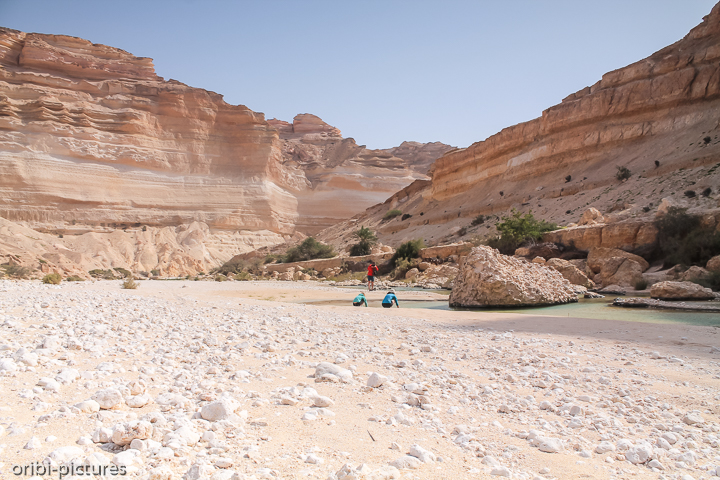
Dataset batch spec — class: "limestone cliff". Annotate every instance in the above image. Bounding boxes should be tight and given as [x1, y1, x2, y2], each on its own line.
[319, 3, 720, 250]
[269, 114, 453, 234]
[0, 27, 301, 236]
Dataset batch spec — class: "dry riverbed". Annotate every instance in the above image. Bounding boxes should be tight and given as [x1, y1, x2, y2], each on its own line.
[1, 279, 719, 480]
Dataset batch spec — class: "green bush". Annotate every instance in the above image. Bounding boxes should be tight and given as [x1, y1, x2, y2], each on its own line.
[390, 239, 425, 268]
[283, 238, 336, 263]
[65, 275, 85, 282]
[486, 210, 558, 255]
[654, 207, 720, 267]
[150, 269, 159, 276]
[113, 267, 133, 278]
[122, 278, 138, 289]
[234, 271, 252, 281]
[2, 264, 32, 279]
[215, 274, 228, 282]
[42, 273, 62, 285]
[89, 269, 116, 279]
[471, 215, 486, 226]
[350, 227, 377, 257]
[616, 166, 631, 181]
[383, 209, 402, 220]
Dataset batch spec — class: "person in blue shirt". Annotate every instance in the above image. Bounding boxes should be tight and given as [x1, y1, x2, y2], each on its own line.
[352, 292, 368, 307]
[382, 290, 399, 308]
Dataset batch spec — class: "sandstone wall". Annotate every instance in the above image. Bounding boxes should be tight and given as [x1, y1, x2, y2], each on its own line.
[318, 3, 720, 250]
[0, 28, 301, 235]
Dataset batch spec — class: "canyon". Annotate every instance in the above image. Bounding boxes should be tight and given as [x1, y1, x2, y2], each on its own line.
[0, 28, 449, 275]
[318, 3, 720, 252]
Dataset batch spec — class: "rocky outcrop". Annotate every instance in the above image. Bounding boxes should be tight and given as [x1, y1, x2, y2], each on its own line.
[318, 4, 720, 250]
[449, 246, 577, 307]
[650, 281, 717, 300]
[419, 242, 472, 261]
[542, 222, 659, 253]
[707, 255, 720, 272]
[0, 28, 302, 235]
[546, 258, 595, 288]
[587, 248, 649, 274]
[271, 114, 453, 234]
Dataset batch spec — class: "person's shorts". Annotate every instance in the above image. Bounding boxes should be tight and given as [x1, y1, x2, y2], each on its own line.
[367, 275, 375, 281]
[353, 301, 363, 306]
[382, 303, 392, 308]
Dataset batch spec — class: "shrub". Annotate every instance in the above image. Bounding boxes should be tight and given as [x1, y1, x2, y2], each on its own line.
[654, 206, 720, 267]
[390, 239, 425, 268]
[214, 274, 228, 282]
[113, 267, 133, 278]
[264, 254, 281, 264]
[401, 213, 412, 221]
[2, 264, 32, 279]
[458, 226, 467, 236]
[565, 175, 572, 183]
[141, 225, 147, 231]
[150, 269, 159, 276]
[616, 166, 631, 181]
[234, 271, 252, 281]
[684, 190, 696, 198]
[691, 271, 720, 291]
[283, 237, 336, 263]
[471, 215, 485, 226]
[89, 269, 115, 279]
[122, 278, 138, 289]
[486, 210, 558, 255]
[350, 226, 377, 257]
[701, 187, 712, 197]
[633, 278, 648, 290]
[383, 209, 402, 220]
[65, 275, 85, 282]
[42, 273, 62, 285]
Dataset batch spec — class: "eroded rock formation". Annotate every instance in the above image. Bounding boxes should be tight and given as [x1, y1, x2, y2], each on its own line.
[269, 114, 453, 234]
[319, 3, 720, 250]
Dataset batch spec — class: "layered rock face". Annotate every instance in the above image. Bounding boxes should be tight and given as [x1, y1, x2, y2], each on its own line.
[0, 28, 303, 235]
[319, 3, 720, 249]
[449, 246, 577, 307]
[269, 114, 453, 234]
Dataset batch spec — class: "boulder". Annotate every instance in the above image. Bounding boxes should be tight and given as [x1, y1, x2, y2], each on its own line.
[706, 255, 720, 273]
[679, 266, 710, 282]
[405, 268, 420, 280]
[596, 257, 644, 288]
[449, 246, 577, 307]
[417, 262, 431, 271]
[586, 247, 649, 274]
[578, 207, 605, 225]
[546, 258, 595, 288]
[650, 281, 716, 300]
[518, 243, 563, 260]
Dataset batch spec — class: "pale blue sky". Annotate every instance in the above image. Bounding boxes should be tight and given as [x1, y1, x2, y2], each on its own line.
[1, 1, 717, 149]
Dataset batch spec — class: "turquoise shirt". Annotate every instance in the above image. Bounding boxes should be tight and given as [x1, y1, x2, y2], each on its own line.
[382, 293, 399, 306]
[353, 293, 368, 306]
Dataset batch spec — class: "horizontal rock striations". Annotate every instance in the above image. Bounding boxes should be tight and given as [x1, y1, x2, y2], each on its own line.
[269, 114, 453, 234]
[0, 28, 302, 235]
[319, 3, 720, 249]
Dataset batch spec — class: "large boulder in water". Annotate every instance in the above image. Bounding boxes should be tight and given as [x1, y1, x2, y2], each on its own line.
[546, 258, 595, 288]
[650, 281, 716, 300]
[449, 246, 577, 307]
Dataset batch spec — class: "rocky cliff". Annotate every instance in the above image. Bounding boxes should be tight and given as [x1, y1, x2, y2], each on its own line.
[319, 3, 720, 250]
[269, 114, 453, 234]
[0, 29, 451, 275]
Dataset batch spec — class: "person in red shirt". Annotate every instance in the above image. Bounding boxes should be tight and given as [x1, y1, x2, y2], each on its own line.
[367, 261, 379, 291]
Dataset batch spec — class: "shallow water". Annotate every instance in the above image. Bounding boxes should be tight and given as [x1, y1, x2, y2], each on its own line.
[310, 286, 720, 326]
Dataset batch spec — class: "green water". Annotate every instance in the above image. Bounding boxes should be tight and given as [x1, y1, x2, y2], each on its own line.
[323, 286, 720, 326]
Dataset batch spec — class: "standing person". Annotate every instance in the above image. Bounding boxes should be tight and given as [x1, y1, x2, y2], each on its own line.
[367, 261, 379, 291]
[352, 292, 368, 307]
[382, 290, 399, 308]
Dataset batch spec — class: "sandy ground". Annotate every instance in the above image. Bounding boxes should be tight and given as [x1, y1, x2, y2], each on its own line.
[0, 279, 719, 480]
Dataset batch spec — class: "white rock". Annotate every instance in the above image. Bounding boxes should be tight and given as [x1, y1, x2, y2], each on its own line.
[595, 441, 615, 454]
[367, 372, 388, 388]
[682, 412, 704, 425]
[147, 466, 175, 480]
[490, 466, 511, 477]
[126, 393, 151, 408]
[111, 420, 153, 446]
[91, 427, 113, 443]
[184, 462, 215, 480]
[112, 449, 140, 467]
[201, 398, 240, 422]
[47, 446, 85, 463]
[74, 400, 100, 413]
[314, 362, 353, 382]
[0, 358, 17, 372]
[537, 437, 563, 453]
[77, 436, 93, 445]
[312, 395, 334, 408]
[625, 443, 653, 464]
[390, 455, 422, 469]
[24, 436, 41, 449]
[303, 453, 324, 464]
[92, 388, 123, 409]
[408, 444, 436, 463]
[37, 377, 61, 392]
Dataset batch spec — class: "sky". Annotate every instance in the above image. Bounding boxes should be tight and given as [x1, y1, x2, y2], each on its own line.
[1, 0, 717, 149]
